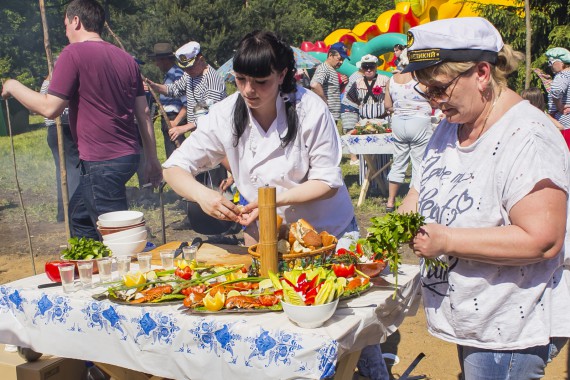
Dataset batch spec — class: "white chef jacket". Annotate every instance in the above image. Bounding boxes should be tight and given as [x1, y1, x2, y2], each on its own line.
[163, 86, 355, 237]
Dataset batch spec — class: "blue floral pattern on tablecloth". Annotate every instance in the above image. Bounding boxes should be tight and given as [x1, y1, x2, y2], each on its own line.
[0, 287, 27, 315]
[188, 319, 241, 362]
[341, 133, 394, 155]
[245, 328, 303, 368]
[318, 341, 338, 378]
[32, 294, 72, 325]
[82, 301, 128, 339]
[132, 310, 180, 345]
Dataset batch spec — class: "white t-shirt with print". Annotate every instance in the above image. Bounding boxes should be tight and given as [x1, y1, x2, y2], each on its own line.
[412, 100, 570, 349]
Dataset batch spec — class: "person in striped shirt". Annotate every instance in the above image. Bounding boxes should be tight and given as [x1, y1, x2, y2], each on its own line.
[310, 42, 350, 121]
[148, 41, 226, 141]
[148, 42, 187, 158]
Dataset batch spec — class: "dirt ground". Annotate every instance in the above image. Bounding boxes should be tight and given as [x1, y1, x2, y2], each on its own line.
[0, 189, 568, 380]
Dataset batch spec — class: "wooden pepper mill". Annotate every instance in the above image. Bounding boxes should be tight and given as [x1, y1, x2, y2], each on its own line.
[257, 186, 278, 276]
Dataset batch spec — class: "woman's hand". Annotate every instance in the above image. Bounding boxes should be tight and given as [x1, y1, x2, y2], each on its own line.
[194, 187, 241, 222]
[411, 224, 451, 259]
[168, 124, 193, 141]
[238, 202, 259, 226]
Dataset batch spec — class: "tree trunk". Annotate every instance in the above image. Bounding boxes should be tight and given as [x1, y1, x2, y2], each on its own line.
[524, 0, 532, 89]
[39, 0, 71, 240]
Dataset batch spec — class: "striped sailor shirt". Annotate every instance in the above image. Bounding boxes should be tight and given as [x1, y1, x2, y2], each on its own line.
[166, 65, 226, 123]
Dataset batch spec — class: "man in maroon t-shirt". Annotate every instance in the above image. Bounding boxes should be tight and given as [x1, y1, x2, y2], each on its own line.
[2, 0, 162, 239]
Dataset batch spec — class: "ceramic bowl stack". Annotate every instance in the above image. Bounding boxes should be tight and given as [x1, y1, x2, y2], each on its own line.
[97, 211, 147, 257]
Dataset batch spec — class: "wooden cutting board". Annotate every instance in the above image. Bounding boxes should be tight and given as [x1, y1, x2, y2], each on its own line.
[149, 241, 252, 267]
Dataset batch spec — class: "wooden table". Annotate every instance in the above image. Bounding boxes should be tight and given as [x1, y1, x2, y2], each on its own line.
[0, 243, 420, 380]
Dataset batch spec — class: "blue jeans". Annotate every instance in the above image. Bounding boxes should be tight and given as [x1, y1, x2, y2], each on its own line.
[69, 155, 139, 240]
[457, 338, 568, 380]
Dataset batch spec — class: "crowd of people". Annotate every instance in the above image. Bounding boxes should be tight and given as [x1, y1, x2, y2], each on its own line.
[1, 0, 569, 379]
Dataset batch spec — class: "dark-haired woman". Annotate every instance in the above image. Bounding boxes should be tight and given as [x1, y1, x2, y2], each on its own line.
[162, 30, 388, 379]
[163, 31, 356, 244]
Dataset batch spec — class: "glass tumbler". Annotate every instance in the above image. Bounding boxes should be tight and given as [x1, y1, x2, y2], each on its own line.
[160, 250, 175, 270]
[137, 253, 152, 273]
[58, 263, 76, 293]
[182, 246, 198, 262]
[77, 261, 93, 289]
[116, 256, 131, 277]
[97, 258, 112, 283]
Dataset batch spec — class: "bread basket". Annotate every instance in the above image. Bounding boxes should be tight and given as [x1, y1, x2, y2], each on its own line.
[248, 243, 337, 275]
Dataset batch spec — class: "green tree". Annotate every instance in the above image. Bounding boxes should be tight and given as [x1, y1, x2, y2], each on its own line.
[476, 0, 570, 91]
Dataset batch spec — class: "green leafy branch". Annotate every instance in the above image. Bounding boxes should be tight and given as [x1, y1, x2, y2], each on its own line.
[362, 212, 447, 296]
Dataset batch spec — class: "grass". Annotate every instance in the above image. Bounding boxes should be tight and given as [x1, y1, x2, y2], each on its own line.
[0, 113, 397, 227]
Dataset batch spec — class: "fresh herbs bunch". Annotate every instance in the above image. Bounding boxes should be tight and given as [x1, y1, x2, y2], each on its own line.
[61, 237, 112, 260]
[363, 212, 446, 291]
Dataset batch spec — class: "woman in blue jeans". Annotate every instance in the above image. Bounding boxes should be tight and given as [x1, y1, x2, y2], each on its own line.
[383, 49, 432, 212]
[399, 18, 569, 379]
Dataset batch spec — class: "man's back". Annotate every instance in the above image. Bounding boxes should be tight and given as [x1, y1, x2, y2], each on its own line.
[311, 62, 341, 119]
[49, 41, 144, 161]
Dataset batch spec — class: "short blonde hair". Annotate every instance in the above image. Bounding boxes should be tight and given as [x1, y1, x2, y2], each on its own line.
[414, 44, 524, 89]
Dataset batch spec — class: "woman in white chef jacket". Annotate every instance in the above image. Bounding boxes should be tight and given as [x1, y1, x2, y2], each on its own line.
[163, 30, 390, 379]
[163, 31, 357, 245]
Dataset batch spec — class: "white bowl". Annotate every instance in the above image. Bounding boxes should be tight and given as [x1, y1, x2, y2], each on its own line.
[280, 298, 339, 328]
[103, 228, 147, 242]
[98, 211, 144, 228]
[104, 239, 147, 257]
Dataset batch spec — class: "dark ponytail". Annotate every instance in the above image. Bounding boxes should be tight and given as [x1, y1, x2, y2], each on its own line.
[232, 30, 298, 147]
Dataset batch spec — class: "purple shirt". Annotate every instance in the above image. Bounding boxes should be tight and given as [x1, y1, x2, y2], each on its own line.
[48, 41, 145, 161]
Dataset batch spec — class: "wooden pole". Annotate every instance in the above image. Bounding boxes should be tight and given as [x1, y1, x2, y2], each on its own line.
[103, 22, 179, 148]
[4, 94, 36, 275]
[524, 0, 532, 89]
[144, 78, 180, 148]
[257, 186, 278, 276]
[39, 0, 71, 240]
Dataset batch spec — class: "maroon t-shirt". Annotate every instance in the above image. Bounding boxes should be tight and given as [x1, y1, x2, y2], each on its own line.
[48, 41, 145, 161]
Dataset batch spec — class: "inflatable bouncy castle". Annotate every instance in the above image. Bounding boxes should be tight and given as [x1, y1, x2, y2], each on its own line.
[301, 0, 518, 76]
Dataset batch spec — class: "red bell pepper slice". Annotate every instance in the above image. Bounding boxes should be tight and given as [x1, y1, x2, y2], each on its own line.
[175, 266, 193, 280]
[332, 263, 355, 278]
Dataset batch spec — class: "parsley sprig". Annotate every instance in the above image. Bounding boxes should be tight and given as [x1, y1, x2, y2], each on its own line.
[362, 212, 446, 294]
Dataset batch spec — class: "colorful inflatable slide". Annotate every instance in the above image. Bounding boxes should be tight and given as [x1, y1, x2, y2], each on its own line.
[301, 0, 518, 76]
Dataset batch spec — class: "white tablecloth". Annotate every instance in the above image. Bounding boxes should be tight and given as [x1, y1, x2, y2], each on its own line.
[0, 264, 420, 380]
[341, 133, 395, 155]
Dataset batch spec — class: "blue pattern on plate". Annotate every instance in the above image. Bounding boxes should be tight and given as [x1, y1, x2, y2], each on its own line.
[32, 294, 72, 325]
[245, 328, 303, 368]
[132, 311, 180, 344]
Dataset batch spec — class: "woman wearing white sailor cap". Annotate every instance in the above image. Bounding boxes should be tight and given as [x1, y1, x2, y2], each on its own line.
[398, 17, 570, 379]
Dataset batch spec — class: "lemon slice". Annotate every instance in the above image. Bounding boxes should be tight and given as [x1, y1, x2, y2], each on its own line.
[145, 270, 157, 281]
[227, 290, 241, 298]
[258, 278, 274, 291]
[229, 271, 248, 281]
[203, 292, 226, 311]
[176, 259, 189, 269]
[123, 272, 146, 288]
